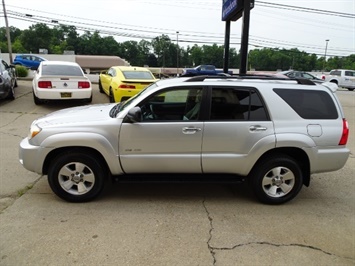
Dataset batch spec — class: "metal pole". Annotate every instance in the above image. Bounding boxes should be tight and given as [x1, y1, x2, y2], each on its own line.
[176, 31, 179, 76]
[223, 21, 230, 74]
[323, 39, 329, 73]
[2, 0, 13, 63]
[240, 0, 251, 75]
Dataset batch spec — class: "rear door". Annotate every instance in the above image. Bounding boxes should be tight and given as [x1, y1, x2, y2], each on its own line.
[202, 86, 275, 175]
[119, 86, 205, 174]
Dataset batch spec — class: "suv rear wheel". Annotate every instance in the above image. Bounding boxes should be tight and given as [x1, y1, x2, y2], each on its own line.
[250, 154, 303, 204]
[48, 151, 106, 202]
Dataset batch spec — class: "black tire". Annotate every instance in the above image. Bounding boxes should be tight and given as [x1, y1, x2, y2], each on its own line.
[6, 84, 15, 100]
[85, 95, 93, 103]
[109, 87, 115, 103]
[48, 151, 106, 202]
[249, 154, 303, 204]
[98, 80, 104, 93]
[348, 88, 354, 91]
[33, 91, 42, 105]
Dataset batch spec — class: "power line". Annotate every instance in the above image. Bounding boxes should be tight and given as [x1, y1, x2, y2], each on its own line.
[2, 2, 354, 57]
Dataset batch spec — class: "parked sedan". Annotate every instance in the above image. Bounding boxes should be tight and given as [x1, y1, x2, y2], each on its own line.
[32, 61, 92, 105]
[0, 60, 17, 100]
[278, 70, 324, 83]
[99, 66, 157, 102]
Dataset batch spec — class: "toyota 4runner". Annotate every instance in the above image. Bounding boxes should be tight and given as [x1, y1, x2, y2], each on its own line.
[19, 76, 350, 204]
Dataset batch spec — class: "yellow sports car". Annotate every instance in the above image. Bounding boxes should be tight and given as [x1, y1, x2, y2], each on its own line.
[99, 66, 157, 102]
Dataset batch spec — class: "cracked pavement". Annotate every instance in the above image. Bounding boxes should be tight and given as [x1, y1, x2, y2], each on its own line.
[0, 81, 354, 265]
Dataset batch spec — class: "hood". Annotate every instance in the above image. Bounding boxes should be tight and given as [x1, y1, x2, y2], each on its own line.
[36, 103, 116, 127]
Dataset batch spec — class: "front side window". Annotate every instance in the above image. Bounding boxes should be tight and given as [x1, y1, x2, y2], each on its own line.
[330, 70, 341, 76]
[138, 87, 203, 121]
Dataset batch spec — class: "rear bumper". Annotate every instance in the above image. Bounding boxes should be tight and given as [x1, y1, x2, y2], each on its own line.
[307, 146, 350, 173]
[35, 89, 92, 100]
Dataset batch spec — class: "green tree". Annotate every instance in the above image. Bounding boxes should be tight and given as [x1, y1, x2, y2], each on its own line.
[19, 23, 52, 53]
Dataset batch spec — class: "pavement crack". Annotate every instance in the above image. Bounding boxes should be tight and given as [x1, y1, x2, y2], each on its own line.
[211, 241, 353, 261]
[202, 197, 216, 266]
[0, 175, 43, 213]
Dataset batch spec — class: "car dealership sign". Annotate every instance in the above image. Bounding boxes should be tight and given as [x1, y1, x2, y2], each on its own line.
[222, 0, 254, 21]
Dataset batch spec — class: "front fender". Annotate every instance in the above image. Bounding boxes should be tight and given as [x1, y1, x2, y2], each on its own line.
[40, 132, 123, 175]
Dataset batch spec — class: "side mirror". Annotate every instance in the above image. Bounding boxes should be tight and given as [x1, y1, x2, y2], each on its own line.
[125, 107, 142, 123]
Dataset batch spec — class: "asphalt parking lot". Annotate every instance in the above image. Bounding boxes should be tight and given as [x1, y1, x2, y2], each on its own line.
[0, 80, 354, 265]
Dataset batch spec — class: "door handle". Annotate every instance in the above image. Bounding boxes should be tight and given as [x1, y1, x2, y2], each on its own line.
[249, 125, 267, 132]
[182, 127, 201, 134]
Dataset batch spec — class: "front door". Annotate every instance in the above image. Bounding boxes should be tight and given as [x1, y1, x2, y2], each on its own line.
[119, 87, 205, 174]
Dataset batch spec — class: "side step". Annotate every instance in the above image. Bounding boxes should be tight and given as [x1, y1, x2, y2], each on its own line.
[112, 174, 245, 184]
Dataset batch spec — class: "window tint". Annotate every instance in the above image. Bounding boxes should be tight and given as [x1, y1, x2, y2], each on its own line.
[122, 71, 154, 80]
[210, 88, 268, 121]
[345, 71, 354, 77]
[330, 70, 341, 76]
[138, 87, 203, 121]
[274, 89, 338, 119]
[42, 65, 84, 76]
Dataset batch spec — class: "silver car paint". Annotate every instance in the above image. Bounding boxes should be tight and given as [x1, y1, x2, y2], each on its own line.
[19, 78, 350, 179]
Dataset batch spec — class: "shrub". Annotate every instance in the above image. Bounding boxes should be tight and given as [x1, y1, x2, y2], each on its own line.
[15, 65, 29, 77]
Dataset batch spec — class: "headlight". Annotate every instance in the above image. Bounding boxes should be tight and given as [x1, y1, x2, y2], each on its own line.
[28, 124, 41, 139]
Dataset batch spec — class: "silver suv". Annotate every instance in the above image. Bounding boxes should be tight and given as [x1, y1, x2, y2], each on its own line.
[19, 76, 350, 204]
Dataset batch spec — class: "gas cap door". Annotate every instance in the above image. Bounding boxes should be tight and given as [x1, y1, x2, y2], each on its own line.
[307, 124, 323, 137]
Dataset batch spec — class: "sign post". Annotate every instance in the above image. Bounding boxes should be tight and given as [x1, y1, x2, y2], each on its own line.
[222, 0, 254, 75]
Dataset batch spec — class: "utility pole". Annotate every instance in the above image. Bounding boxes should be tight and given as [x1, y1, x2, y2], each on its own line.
[323, 39, 329, 73]
[176, 31, 179, 76]
[2, 0, 13, 63]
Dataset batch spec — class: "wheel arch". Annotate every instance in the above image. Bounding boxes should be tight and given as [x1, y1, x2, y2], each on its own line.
[42, 146, 110, 177]
[251, 147, 311, 186]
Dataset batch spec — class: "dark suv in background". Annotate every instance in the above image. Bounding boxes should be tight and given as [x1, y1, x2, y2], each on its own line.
[0, 60, 17, 100]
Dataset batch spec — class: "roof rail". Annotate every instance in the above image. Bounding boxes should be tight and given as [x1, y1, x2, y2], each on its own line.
[184, 75, 316, 85]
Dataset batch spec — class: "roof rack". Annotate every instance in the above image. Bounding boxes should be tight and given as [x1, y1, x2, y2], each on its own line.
[184, 75, 316, 85]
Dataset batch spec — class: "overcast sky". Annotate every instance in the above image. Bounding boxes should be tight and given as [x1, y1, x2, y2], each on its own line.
[2, 0, 355, 57]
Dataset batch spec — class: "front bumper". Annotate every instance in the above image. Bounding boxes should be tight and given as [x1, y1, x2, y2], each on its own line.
[19, 137, 51, 174]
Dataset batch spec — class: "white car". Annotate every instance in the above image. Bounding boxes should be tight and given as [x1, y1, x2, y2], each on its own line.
[32, 61, 92, 105]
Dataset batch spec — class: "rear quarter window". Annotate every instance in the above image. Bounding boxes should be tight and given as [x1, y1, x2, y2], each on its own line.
[273, 89, 338, 119]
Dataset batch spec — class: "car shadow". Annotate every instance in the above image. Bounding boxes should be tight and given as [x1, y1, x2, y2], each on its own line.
[100, 179, 255, 203]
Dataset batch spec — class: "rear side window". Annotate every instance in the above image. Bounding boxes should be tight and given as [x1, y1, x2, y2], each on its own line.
[345, 71, 354, 77]
[209, 87, 269, 121]
[273, 89, 338, 119]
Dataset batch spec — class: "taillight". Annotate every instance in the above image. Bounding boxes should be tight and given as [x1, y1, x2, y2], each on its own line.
[339, 118, 349, 145]
[78, 81, 90, 89]
[38, 81, 52, 88]
[321, 75, 325, 80]
[119, 84, 136, 89]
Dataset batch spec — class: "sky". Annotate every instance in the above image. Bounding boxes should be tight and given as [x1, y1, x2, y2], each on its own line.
[1, 0, 355, 58]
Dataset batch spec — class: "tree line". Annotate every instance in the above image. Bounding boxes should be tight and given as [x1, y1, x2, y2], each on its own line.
[1, 23, 354, 71]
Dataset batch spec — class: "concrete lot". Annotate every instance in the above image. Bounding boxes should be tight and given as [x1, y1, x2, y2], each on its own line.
[0, 80, 354, 265]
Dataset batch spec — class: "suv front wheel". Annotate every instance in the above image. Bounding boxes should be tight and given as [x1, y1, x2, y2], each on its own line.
[250, 154, 303, 204]
[48, 151, 106, 202]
